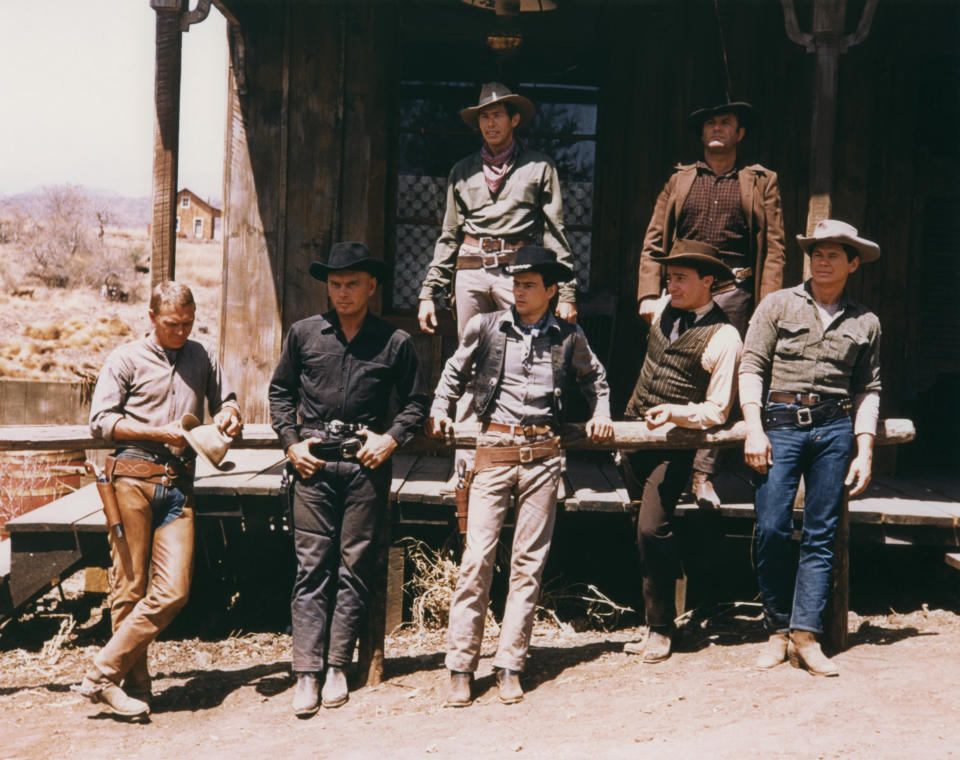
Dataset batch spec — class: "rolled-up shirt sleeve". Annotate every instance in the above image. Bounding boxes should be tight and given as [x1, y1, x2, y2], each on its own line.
[89, 354, 132, 440]
[738, 294, 779, 388]
[205, 344, 239, 418]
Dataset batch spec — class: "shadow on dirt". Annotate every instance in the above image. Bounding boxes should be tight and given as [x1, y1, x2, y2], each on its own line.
[149, 662, 290, 713]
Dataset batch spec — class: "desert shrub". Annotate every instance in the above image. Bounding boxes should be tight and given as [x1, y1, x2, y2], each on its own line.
[19, 186, 94, 288]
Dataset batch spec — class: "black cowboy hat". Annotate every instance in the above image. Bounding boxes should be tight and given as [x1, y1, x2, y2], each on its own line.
[460, 82, 536, 130]
[657, 239, 735, 281]
[309, 241, 386, 282]
[688, 100, 756, 133]
[504, 245, 574, 282]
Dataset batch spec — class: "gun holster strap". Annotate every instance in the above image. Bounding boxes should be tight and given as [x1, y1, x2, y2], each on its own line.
[107, 456, 193, 486]
[474, 437, 561, 472]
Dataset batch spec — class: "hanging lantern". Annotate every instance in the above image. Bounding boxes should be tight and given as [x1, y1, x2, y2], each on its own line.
[461, 0, 557, 16]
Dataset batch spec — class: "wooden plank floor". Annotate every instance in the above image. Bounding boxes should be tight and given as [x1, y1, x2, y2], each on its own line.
[6, 452, 959, 542]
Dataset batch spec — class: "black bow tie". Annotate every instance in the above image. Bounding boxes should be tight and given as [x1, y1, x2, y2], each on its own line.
[663, 305, 696, 338]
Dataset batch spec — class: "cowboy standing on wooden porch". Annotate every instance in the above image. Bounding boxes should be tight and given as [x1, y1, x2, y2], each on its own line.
[741, 219, 881, 676]
[428, 246, 612, 707]
[637, 99, 786, 509]
[621, 240, 743, 663]
[269, 242, 429, 717]
[418, 82, 578, 336]
[80, 281, 242, 717]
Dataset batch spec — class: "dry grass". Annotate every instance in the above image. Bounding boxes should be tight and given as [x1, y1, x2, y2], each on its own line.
[0, 228, 222, 381]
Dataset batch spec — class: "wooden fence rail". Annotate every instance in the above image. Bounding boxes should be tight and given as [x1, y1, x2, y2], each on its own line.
[0, 418, 916, 452]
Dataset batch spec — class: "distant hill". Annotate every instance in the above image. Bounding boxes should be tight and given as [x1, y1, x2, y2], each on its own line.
[0, 187, 155, 229]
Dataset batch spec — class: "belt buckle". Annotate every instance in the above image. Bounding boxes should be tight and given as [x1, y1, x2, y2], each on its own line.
[796, 407, 813, 427]
[519, 446, 533, 464]
[481, 251, 501, 269]
[328, 419, 346, 436]
[479, 236, 503, 253]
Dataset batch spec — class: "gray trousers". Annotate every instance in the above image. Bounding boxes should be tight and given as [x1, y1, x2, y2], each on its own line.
[291, 460, 390, 673]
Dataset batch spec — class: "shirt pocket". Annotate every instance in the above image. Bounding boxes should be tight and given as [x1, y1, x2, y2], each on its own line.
[301, 352, 343, 397]
[775, 321, 809, 357]
[826, 331, 867, 369]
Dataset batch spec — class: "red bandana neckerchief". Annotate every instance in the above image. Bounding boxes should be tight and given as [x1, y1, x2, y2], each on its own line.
[480, 138, 521, 196]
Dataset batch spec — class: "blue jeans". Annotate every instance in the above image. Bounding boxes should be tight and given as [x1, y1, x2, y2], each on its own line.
[754, 406, 854, 633]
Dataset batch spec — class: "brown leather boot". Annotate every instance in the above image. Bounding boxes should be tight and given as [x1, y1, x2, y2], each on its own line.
[624, 626, 674, 663]
[292, 673, 320, 717]
[755, 632, 789, 669]
[76, 669, 149, 717]
[444, 671, 473, 708]
[692, 471, 720, 510]
[788, 630, 839, 677]
[496, 668, 524, 704]
[321, 666, 349, 708]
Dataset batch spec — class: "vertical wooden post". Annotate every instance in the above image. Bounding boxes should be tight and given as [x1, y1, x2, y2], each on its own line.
[781, 0, 878, 276]
[150, 0, 184, 286]
[823, 490, 850, 652]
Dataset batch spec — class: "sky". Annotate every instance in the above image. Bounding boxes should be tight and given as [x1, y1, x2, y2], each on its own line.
[0, 0, 227, 201]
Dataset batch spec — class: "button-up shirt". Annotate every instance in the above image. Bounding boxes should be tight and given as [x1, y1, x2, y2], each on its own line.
[739, 281, 882, 405]
[269, 310, 429, 452]
[89, 336, 239, 459]
[430, 308, 611, 423]
[676, 161, 749, 259]
[418, 146, 576, 303]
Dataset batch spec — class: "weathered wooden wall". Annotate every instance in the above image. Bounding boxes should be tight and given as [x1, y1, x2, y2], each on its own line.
[217, 0, 959, 470]
[0, 381, 92, 425]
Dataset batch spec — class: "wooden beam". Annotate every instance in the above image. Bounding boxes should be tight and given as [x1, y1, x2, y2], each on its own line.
[0, 419, 917, 452]
[150, 1, 184, 285]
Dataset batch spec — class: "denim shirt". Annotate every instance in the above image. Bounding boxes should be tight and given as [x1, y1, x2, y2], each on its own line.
[418, 147, 576, 303]
[740, 282, 881, 398]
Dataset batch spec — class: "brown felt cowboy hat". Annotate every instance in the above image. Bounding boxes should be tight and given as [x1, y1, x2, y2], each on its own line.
[460, 82, 536, 130]
[796, 219, 880, 263]
[504, 245, 574, 282]
[688, 100, 756, 133]
[657, 239, 735, 281]
[309, 241, 387, 281]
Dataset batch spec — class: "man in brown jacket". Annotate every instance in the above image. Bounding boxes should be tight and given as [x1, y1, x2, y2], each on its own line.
[636, 99, 786, 507]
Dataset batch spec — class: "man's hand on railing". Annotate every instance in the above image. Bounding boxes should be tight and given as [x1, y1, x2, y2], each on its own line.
[585, 415, 614, 442]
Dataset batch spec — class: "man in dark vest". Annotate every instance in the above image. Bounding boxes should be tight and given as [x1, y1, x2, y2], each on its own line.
[428, 246, 612, 706]
[622, 239, 743, 663]
[636, 100, 785, 509]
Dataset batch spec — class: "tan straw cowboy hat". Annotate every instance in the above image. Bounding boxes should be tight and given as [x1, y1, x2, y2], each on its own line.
[796, 219, 880, 263]
[180, 414, 235, 471]
[460, 82, 535, 129]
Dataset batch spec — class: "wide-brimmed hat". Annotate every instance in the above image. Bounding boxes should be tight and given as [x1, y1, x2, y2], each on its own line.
[309, 242, 386, 281]
[657, 239, 735, 281]
[460, 82, 535, 130]
[180, 413, 234, 471]
[796, 219, 880, 263]
[688, 100, 756, 133]
[504, 245, 574, 283]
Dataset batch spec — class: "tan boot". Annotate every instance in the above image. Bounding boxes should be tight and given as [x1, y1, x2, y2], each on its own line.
[76, 669, 149, 717]
[444, 671, 473, 708]
[692, 471, 720, 510]
[321, 666, 349, 708]
[755, 632, 789, 669]
[292, 673, 320, 717]
[496, 668, 524, 704]
[788, 630, 839, 677]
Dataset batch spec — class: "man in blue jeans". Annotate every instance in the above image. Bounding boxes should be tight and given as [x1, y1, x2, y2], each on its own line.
[739, 219, 881, 676]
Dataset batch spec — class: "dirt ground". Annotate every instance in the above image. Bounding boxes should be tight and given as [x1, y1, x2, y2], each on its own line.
[1, 570, 958, 760]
